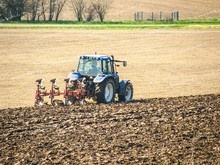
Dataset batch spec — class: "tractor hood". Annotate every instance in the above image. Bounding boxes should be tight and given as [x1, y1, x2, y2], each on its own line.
[68, 71, 81, 81]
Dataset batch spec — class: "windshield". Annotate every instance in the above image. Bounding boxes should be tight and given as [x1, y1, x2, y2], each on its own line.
[77, 57, 102, 76]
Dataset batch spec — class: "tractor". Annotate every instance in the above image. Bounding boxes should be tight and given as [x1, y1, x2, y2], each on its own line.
[35, 54, 133, 106]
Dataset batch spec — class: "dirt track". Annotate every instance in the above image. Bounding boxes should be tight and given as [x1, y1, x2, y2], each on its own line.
[0, 29, 220, 108]
[0, 94, 219, 164]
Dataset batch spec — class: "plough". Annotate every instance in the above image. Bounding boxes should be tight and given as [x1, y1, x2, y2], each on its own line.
[35, 78, 87, 106]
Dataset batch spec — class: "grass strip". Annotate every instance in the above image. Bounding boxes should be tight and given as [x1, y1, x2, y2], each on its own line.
[0, 19, 219, 30]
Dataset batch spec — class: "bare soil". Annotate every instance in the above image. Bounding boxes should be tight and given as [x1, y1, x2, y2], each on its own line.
[0, 29, 219, 109]
[0, 94, 219, 164]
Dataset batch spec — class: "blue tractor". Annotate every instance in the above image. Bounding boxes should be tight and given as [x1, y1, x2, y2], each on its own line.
[66, 54, 133, 105]
[35, 54, 133, 106]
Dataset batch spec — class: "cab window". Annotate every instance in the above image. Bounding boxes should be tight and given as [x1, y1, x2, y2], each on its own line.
[102, 60, 112, 74]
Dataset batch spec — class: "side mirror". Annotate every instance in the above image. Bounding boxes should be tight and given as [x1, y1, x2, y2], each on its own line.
[123, 61, 127, 67]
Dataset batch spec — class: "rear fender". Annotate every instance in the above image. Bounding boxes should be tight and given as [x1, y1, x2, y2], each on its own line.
[68, 71, 81, 81]
[93, 74, 112, 83]
[118, 80, 130, 95]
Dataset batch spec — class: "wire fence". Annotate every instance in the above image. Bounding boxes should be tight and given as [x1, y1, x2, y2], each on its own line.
[134, 11, 180, 21]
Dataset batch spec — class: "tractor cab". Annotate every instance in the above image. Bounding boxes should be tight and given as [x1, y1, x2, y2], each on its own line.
[77, 55, 114, 77]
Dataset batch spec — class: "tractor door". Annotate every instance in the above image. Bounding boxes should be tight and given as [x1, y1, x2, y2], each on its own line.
[102, 59, 119, 89]
[102, 59, 112, 74]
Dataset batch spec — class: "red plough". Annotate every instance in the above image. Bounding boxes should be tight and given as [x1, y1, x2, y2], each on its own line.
[35, 78, 87, 106]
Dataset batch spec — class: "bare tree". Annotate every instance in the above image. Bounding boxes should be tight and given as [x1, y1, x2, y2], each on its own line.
[85, 2, 96, 21]
[26, 0, 41, 21]
[0, 0, 28, 21]
[70, 0, 86, 22]
[40, 0, 47, 20]
[48, 0, 55, 21]
[36, 0, 48, 21]
[54, 0, 67, 21]
[25, 0, 66, 21]
[91, 0, 113, 22]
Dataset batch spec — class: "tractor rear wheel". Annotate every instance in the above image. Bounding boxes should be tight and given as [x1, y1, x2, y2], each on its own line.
[119, 82, 133, 102]
[96, 79, 116, 104]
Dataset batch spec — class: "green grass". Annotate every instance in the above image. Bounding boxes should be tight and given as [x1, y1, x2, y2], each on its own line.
[0, 19, 219, 29]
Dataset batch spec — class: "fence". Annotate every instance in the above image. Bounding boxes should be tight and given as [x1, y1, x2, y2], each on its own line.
[134, 11, 179, 21]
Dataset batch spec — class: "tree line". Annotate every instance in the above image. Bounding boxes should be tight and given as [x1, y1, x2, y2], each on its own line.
[0, 0, 113, 22]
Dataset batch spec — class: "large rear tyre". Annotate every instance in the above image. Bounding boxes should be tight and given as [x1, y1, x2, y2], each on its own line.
[119, 82, 133, 102]
[96, 79, 116, 104]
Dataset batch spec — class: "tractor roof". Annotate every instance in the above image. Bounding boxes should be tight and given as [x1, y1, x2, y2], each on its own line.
[79, 54, 111, 60]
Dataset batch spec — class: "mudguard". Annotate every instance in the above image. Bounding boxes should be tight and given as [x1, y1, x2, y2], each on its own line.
[93, 74, 112, 83]
[68, 71, 81, 81]
[118, 80, 130, 95]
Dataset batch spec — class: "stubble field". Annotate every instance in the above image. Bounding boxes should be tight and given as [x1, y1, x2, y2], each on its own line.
[61, 0, 220, 20]
[0, 29, 219, 108]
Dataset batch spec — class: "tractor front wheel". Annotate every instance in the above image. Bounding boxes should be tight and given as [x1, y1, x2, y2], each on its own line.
[96, 79, 116, 104]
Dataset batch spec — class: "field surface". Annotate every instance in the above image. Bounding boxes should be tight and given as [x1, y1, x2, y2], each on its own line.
[1, 0, 220, 163]
[60, 0, 220, 20]
[111, 0, 220, 19]
[0, 94, 219, 164]
[0, 28, 220, 108]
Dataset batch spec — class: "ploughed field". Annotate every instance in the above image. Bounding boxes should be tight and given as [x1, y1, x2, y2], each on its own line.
[1, 94, 219, 164]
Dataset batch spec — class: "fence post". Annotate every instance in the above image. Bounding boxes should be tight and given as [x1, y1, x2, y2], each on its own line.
[135, 11, 178, 21]
[174, 12, 176, 21]
[172, 11, 180, 21]
[160, 11, 162, 21]
[177, 11, 179, 20]
[141, 11, 143, 21]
